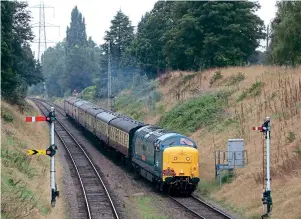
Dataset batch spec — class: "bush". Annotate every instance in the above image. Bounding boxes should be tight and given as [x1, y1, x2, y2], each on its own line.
[78, 86, 96, 101]
[227, 72, 245, 86]
[210, 70, 223, 86]
[1, 110, 14, 122]
[237, 81, 264, 101]
[157, 91, 230, 135]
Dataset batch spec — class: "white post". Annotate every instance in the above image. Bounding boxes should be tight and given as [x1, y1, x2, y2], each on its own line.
[261, 116, 272, 217]
[266, 126, 270, 191]
[50, 107, 56, 207]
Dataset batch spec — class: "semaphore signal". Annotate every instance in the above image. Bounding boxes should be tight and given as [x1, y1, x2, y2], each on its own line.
[25, 107, 59, 207]
[253, 117, 273, 218]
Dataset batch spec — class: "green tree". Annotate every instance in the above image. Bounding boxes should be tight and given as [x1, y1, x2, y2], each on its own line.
[163, 1, 265, 70]
[104, 10, 134, 71]
[65, 6, 92, 93]
[130, 1, 175, 77]
[130, 1, 264, 77]
[269, 2, 301, 66]
[41, 42, 66, 97]
[1, 1, 43, 105]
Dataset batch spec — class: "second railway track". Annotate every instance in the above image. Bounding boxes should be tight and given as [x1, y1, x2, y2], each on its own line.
[33, 98, 120, 219]
[170, 195, 234, 219]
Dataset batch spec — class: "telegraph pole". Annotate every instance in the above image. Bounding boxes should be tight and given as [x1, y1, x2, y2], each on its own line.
[266, 24, 269, 52]
[43, 82, 48, 99]
[31, 1, 60, 61]
[107, 40, 112, 110]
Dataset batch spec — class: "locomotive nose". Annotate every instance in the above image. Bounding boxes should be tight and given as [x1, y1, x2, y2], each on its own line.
[162, 146, 199, 180]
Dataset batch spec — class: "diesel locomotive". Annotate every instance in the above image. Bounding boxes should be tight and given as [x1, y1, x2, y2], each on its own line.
[64, 97, 200, 195]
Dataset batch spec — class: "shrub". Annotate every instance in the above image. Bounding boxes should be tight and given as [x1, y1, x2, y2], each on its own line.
[210, 70, 223, 86]
[227, 72, 245, 86]
[157, 91, 230, 135]
[1, 110, 14, 122]
[79, 86, 96, 101]
[237, 81, 264, 101]
[286, 131, 296, 143]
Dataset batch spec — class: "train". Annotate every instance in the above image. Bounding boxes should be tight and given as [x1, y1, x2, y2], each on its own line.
[64, 97, 200, 195]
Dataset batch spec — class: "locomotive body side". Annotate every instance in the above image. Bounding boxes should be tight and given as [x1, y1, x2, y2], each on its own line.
[132, 125, 169, 182]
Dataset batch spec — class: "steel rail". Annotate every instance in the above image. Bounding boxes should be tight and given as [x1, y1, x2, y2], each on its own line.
[169, 195, 234, 219]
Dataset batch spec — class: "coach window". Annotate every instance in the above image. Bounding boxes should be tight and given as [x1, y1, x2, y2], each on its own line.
[117, 130, 120, 142]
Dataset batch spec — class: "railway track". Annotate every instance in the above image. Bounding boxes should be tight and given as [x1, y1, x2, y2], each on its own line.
[32, 99, 120, 219]
[170, 195, 234, 219]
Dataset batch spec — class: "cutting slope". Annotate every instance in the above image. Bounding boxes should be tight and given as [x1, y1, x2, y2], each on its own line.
[115, 65, 301, 219]
[1, 100, 66, 219]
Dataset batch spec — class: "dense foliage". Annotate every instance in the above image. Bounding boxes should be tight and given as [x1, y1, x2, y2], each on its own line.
[6, 1, 301, 101]
[35, 1, 267, 99]
[268, 2, 301, 66]
[1, 1, 43, 105]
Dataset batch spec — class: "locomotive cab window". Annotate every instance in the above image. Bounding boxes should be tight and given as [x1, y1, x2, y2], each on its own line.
[161, 137, 178, 149]
[179, 138, 195, 147]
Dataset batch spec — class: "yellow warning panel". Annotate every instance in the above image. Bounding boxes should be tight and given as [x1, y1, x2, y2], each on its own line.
[27, 150, 47, 155]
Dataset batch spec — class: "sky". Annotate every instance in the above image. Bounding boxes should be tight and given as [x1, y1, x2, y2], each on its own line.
[27, 0, 278, 60]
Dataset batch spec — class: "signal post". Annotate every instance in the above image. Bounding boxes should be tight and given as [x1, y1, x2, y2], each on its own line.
[253, 117, 273, 218]
[26, 107, 59, 207]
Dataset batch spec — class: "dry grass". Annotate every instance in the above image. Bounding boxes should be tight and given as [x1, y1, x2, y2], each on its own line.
[146, 65, 301, 219]
[1, 99, 66, 219]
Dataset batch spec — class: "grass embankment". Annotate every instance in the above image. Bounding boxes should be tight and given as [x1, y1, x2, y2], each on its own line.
[1, 100, 66, 219]
[113, 66, 301, 219]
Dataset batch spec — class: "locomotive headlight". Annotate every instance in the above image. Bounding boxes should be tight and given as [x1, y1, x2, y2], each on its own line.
[186, 157, 190, 161]
[174, 157, 178, 160]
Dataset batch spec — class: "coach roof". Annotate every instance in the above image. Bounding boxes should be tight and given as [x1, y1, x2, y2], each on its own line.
[110, 116, 145, 133]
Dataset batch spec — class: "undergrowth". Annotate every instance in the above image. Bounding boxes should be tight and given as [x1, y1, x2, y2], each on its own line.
[210, 70, 223, 86]
[157, 90, 232, 135]
[237, 81, 264, 101]
[226, 72, 245, 86]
